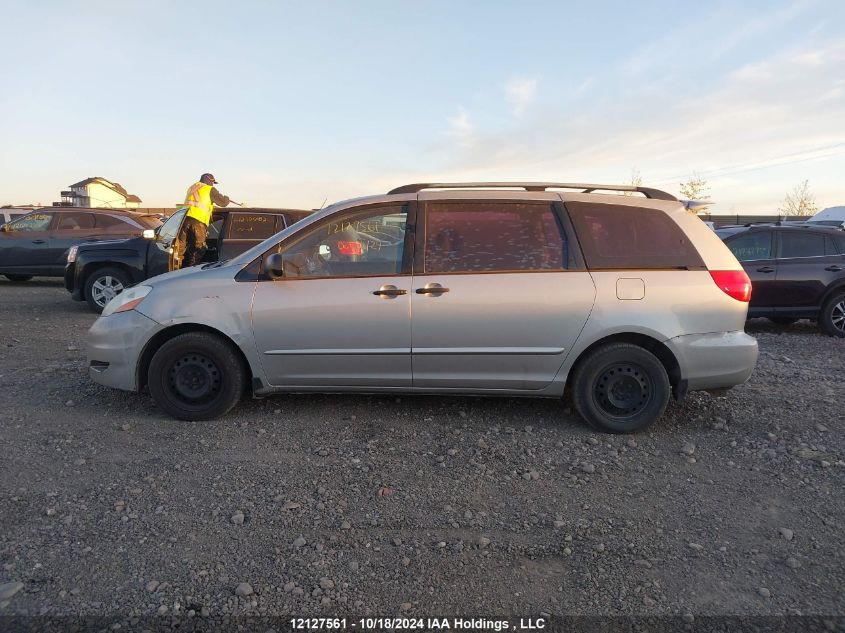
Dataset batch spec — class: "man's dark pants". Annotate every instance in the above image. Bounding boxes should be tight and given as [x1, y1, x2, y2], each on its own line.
[177, 216, 208, 268]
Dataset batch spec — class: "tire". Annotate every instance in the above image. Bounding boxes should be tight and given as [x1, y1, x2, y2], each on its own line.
[572, 343, 671, 434]
[770, 317, 798, 326]
[4, 274, 33, 282]
[819, 292, 845, 338]
[84, 267, 131, 313]
[147, 332, 246, 421]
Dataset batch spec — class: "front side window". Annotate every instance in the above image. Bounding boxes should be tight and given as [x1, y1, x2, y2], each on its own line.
[279, 205, 407, 278]
[424, 202, 567, 273]
[780, 232, 826, 258]
[566, 202, 705, 269]
[9, 213, 53, 232]
[158, 209, 187, 243]
[727, 231, 773, 261]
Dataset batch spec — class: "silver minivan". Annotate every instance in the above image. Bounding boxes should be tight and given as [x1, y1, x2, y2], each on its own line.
[87, 183, 758, 432]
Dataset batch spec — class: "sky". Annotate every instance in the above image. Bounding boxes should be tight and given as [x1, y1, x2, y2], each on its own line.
[1, 0, 844, 214]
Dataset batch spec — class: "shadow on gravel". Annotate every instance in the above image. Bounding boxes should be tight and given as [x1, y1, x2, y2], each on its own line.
[744, 317, 822, 336]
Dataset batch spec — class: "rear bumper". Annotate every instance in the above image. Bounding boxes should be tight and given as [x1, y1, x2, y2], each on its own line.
[87, 310, 161, 392]
[667, 330, 758, 391]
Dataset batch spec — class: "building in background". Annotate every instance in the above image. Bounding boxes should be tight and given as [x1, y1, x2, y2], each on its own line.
[56, 177, 142, 209]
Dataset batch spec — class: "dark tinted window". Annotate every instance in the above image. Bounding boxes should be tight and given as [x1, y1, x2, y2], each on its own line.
[824, 236, 843, 255]
[566, 202, 704, 269]
[95, 214, 133, 229]
[425, 202, 567, 273]
[228, 213, 278, 239]
[726, 231, 773, 261]
[780, 232, 826, 258]
[834, 235, 845, 254]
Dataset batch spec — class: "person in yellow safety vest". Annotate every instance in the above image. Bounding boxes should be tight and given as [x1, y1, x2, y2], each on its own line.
[177, 173, 231, 268]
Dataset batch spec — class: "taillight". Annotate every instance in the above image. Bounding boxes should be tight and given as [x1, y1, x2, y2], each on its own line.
[710, 270, 752, 302]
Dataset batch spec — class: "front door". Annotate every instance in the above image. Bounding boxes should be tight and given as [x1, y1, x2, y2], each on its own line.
[0, 212, 55, 273]
[774, 230, 845, 312]
[146, 209, 187, 278]
[411, 200, 595, 390]
[251, 203, 414, 387]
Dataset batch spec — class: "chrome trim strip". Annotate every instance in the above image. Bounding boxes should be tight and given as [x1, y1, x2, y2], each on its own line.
[266, 348, 411, 355]
[413, 347, 565, 355]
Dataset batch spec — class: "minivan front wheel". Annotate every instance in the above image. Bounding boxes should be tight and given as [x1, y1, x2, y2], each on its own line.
[572, 343, 670, 433]
[820, 292, 845, 337]
[148, 332, 246, 420]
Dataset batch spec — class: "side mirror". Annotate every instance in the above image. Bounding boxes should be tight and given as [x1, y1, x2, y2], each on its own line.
[142, 229, 156, 240]
[0, 224, 9, 233]
[263, 253, 284, 278]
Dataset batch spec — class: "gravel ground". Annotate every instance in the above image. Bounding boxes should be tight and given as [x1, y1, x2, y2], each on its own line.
[0, 278, 843, 631]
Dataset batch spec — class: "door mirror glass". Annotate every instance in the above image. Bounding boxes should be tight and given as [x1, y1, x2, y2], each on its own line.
[143, 229, 156, 240]
[264, 252, 285, 278]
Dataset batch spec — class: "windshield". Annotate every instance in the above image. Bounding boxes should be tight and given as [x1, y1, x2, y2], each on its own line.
[158, 208, 187, 241]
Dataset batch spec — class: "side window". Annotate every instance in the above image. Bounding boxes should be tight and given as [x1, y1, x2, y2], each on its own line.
[228, 213, 278, 240]
[566, 202, 705, 269]
[824, 236, 843, 256]
[424, 202, 567, 273]
[158, 209, 187, 243]
[9, 213, 53, 232]
[95, 214, 134, 230]
[726, 232, 773, 262]
[279, 205, 407, 278]
[834, 236, 845, 255]
[57, 213, 96, 231]
[780, 232, 826, 258]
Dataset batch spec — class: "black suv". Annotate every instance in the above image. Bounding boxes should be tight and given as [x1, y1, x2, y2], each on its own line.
[716, 223, 845, 336]
[66, 207, 310, 312]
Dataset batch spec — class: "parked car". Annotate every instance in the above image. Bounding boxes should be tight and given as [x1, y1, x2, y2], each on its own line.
[0, 208, 161, 282]
[86, 182, 758, 432]
[805, 206, 845, 228]
[716, 223, 845, 336]
[66, 207, 312, 312]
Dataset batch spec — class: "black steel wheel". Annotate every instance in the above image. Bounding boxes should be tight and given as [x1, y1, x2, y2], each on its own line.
[148, 332, 246, 420]
[820, 292, 845, 338]
[572, 343, 671, 433]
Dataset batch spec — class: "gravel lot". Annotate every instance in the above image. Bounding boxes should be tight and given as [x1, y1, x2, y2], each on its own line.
[0, 278, 843, 631]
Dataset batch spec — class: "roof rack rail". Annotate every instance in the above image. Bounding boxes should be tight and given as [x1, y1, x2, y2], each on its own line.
[387, 182, 677, 201]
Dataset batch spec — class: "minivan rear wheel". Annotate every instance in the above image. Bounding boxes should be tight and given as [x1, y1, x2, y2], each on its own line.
[819, 292, 845, 337]
[148, 332, 246, 420]
[572, 343, 670, 433]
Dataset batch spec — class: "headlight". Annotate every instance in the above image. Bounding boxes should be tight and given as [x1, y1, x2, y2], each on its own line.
[67, 246, 78, 263]
[101, 285, 152, 317]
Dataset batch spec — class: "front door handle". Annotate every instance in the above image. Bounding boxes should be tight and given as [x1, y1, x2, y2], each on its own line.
[31, 239, 46, 244]
[825, 265, 843, 272]
[756, 266, 775, 273]
[416, 282, 450, 295]
[372, 284, 407, 298]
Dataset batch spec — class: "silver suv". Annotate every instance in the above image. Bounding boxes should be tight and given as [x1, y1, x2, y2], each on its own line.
[87, 183, 758, 433]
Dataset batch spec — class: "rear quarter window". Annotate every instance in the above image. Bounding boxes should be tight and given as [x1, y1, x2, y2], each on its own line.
[228, 213, 277, 239]
[780, 232, 826, 258]
[566, 202, 705, 269]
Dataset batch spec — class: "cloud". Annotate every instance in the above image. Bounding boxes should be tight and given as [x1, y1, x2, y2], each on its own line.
[504, 77, 538, 118]
[423, 39, 845, 213]
[446, 107, 475, 148]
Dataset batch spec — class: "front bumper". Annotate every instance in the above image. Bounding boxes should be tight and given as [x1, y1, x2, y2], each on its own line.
[64, 263, 83, 301]
[87, 310, 161, 392]
[667, 330, 758, 391]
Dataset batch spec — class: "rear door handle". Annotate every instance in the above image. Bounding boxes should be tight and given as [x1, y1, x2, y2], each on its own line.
[31, 239, 46, 244]
[372, 284, 407, 298]
[825, 265, 843, 272]
[416, 282, 450, 295]
[756, 266, 775, 273]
